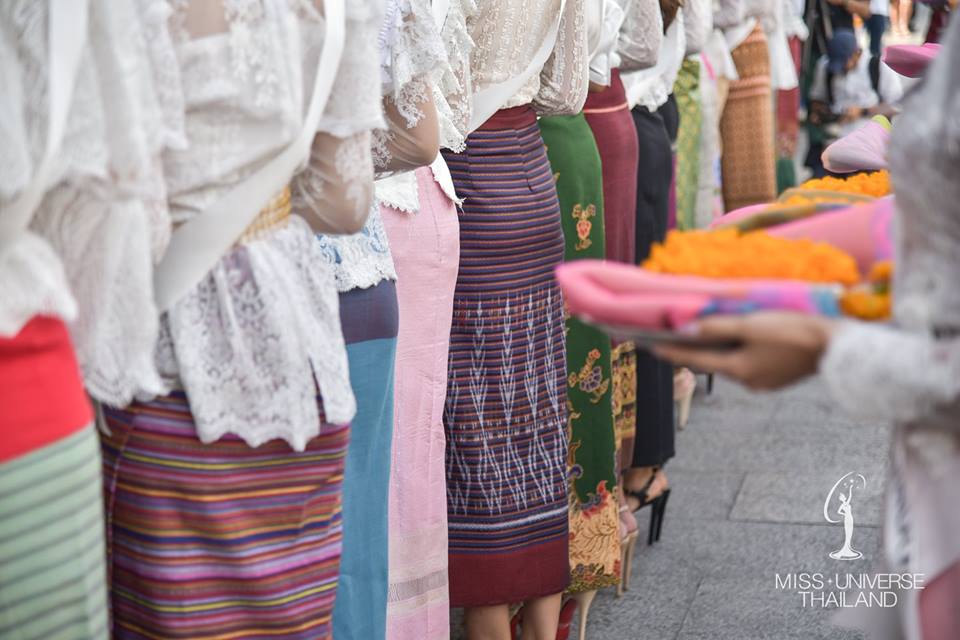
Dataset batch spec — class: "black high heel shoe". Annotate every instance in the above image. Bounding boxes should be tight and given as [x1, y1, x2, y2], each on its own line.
[648, 488, 671, 545]
[623, 469, 671, 546]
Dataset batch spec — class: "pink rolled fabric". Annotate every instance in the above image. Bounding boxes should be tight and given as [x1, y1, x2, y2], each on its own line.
[766, 196, 895, 274]
[822, 117, 891, 173]
[708, 203, 770, 229]
[883, 43, 942, 78]
[555, 260, 841, 331]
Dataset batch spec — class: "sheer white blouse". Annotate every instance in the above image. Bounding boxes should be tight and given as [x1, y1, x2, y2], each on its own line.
[465, 0, 589, 117]
[1, 0, 183, 406]
[153, 0, 383, 450]
[623, 12, 686, 112]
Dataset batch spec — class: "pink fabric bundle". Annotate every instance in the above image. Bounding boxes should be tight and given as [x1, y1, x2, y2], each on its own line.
[555, 198, 896, 332]
[822, 117, 891, 173]
[555, 261, 841, 331]
[883, 43, 942, 78]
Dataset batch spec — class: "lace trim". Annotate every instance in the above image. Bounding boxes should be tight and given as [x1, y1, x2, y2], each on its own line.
[0, 232, 76, 338]
[316, 204, 398, 292]
[375, 172, 420, 214]
[157, 216, 356, 449]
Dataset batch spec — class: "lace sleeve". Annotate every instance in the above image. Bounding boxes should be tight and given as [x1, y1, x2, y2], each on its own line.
[434, 0, 477, 151]
[292, 130, 375, 234]
[683, 0, 713, 55]
[371, 81, 440, 174]
[714, 0, 746, 30]
[300, 0, 386, 137]
[820, 322, 960, 426]
[371, 0, 443, 173]
[533, 0, 590, 116]
[617, 0, 663, 72]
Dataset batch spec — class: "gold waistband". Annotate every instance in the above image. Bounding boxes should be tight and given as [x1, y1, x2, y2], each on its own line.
[238, 186, 292, 245]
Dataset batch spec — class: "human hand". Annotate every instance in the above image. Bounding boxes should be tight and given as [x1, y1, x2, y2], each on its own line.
[652, 312, 837, 390]
[841, 106, 864, 122]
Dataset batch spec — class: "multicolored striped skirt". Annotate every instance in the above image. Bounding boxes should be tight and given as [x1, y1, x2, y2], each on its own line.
[0, 425, 108, 640]
[101, 393, 349, 639]
[720, 25, 777, 211]
[441, 105, 570, 606]
[539, 112, 621, 593]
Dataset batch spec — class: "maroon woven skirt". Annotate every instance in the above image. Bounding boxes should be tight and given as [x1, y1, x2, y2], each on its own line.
[440, 105, 570, 607]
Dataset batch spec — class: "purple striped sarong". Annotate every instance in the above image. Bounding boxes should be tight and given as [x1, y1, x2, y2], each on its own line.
[101, 393, 349, 639]
[441, 105, 570, 607]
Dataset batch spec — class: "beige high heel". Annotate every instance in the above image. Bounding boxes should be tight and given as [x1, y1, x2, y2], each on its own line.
[674, 368, 697, 430]
[617, 505, 639, 597]
[572, 590, 597, 640]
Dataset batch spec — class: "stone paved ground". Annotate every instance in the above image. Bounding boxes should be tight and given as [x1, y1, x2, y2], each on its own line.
[453, 375, 894, 639]
[583, 376, 892, 640]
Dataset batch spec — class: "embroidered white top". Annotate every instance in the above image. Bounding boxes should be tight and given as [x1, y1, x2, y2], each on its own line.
[623, 11, 686, 111]
[318, 0, 449, 289]
[1, 0, 183, 407]
[152, 0, 384, 450]
[466, 0, 589, 117]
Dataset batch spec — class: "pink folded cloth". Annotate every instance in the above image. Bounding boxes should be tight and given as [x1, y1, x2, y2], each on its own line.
[555, 261, 841, 331]
[766, 196, 895, 274]
[708, 203, 769, 229]
[883, 43, 941, 78]
[822, 117, 891, 173]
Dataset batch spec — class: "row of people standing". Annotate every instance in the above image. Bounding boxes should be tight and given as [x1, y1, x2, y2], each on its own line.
[0, 1, 798, 640]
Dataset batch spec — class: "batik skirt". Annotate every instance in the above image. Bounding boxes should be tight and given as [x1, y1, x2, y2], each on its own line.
[101, 393, 350, 639]
[441, 105, 570, 606]
[381, 167, 459, 639]
[540, 113, 621, 593]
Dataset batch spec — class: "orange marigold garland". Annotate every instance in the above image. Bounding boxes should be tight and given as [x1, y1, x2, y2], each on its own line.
[797, 170, 891, 198]
[839, 260, 893, 320]
[642, 229, 862, 286]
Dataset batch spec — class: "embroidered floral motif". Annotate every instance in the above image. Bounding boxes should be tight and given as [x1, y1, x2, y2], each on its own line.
[568, 348, 610, 405]
[571, 204, 596, 251]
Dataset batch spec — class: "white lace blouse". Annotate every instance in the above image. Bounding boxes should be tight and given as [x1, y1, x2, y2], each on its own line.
[623, 12, 686, 112]
[465, 0, 589, 116]
[317, 0, 449, 290]
[1, 0, 183, 407]
[154, 0, 384, 450]
[821, 18, 960, 638]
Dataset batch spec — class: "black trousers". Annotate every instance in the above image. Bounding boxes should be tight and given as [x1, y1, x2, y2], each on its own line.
[631, 104, 676, 469]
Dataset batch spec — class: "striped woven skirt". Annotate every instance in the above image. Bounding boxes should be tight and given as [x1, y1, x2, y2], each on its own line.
[720, 25, 777, 211]
[0, 426, 108, 640]
[101, 393, 349, 639]
[440, 105, 570, 607]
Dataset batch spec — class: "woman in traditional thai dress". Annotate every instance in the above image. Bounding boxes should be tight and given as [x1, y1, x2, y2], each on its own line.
[655, 17, 960, 638]
[318, 1, 447, 637]
[0, 2, 176, 635]
[439, 0, 589, 636]
[378, 2, 476, 638]
[99, 2, 384, 637]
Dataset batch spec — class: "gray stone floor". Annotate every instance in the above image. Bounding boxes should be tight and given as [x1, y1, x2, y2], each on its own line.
[581, 376, 892, 640]
[453, 375, 894, 639]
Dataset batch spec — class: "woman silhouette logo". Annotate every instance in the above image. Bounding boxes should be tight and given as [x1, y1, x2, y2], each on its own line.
[824, 472, 867, 560]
